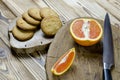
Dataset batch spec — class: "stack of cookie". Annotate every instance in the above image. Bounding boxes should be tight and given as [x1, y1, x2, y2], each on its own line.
[12, 8, 41, 41]
[12, 7, 62, 41]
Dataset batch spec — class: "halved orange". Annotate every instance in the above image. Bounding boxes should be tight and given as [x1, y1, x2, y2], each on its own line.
[70, 18, 103, 46]
[51, 48, 75, 76]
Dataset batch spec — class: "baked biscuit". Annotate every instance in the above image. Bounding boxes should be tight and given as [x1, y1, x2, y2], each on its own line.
[16, 18, 37, 31]
[41, 16, 62, 37]
[22, 12, 40, 25]
[28, 8, 42, 20]
[40, 7, 59, 18]
[12, 26, 34, 41]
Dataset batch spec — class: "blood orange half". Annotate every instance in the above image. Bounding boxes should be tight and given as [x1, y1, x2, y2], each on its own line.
[51, 48, 75, 76]
[70, 18, 103, 46]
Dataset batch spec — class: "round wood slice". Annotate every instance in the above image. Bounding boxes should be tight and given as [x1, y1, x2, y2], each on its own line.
[9, 18, 53, 54]
[46, 18, 120, 80]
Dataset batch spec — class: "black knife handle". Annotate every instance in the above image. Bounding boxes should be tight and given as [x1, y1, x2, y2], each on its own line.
[103, 69, 112, 80]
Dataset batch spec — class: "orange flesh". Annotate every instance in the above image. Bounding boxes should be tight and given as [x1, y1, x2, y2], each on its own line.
[72, 20, 101, 39]
[89, 21, 101, 39]
[72, 20, 85, 38]
[55, 52, 74, 73]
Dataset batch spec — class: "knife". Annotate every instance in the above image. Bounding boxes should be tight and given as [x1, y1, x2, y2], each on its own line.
[103, 13, 114, 80]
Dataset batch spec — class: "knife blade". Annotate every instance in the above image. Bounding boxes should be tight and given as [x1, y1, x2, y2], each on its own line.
[103, 13, 114, 80]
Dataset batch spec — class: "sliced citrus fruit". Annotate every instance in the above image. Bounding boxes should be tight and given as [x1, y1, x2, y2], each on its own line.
[70, 18, 103, 46]
[51, 48, 75, 76]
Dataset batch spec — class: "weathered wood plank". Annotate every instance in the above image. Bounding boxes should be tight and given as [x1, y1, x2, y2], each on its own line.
[0, 39, 37, 80]
[33, 0, 48, 8]
[96, 0, 120, 22]
[2, 0, 24, 16]
[16, 53, 46, 80]
[0, 0, 15, 18]
[0, 20, 46, 80]
[61, 0, 90, 17]
[43, 0, 120, 27]
[109, 0, 120, 10]
[44, 0, 79, 20]
[0, 21, 10, 47]
[1, 1, 47, 80]
[2, 0, 38, 16]
[73, 0, 120, 25]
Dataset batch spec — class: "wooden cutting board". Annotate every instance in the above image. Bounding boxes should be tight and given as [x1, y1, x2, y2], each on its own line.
[46, 18, 120, 80]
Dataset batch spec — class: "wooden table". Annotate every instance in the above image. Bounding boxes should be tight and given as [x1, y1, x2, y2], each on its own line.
[0, 0, 120, 80]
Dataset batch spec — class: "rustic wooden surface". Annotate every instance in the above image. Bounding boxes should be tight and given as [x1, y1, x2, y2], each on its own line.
[0, 0, 120, 80]
[46, 19, 120, 80]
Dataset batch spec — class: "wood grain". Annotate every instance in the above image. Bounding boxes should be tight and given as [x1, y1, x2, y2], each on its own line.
[0, 0, 47, 79]
[0, 0, 15, 18]
[0, 20, 46, 80]
[0, 0, 120, 80]
[46, 19, 120, 80]
[0, 39, 37, 80]
[43, 0, 120, 26]
[2, 0, 38, 16]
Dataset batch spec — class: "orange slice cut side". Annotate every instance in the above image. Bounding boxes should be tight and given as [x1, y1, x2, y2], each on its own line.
[51, 48, 75, 76]
[70, 18, 103, 46]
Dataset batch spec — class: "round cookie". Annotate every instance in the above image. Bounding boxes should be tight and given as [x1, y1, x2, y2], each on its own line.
[16, 18, 37, 31]
[22, 12, 40, 25]
[28, 8, 42, 20]
[12, 26, 34, 41]
[41, 16, 62, 37]
[40, 7, 59, 18]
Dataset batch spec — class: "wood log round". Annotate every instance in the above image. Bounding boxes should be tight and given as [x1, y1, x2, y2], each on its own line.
[46, 18, 120, 80]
